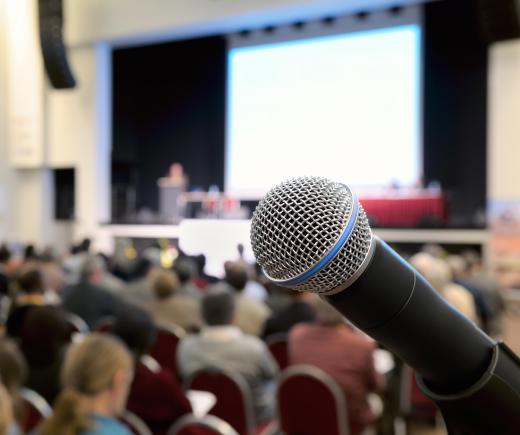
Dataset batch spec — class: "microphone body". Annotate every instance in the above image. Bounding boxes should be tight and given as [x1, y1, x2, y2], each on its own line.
[324, 237, 494, 394]
[250, 177, 520, 434]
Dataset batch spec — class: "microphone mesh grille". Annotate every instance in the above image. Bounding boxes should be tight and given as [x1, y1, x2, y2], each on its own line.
[250, 177, 372, 294]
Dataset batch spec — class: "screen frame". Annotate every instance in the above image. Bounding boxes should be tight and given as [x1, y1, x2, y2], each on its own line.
[224, 5, 423, 199]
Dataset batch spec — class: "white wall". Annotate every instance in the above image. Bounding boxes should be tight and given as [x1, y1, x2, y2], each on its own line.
[65, 0, 426, 47]
[488, 39, 520, 201]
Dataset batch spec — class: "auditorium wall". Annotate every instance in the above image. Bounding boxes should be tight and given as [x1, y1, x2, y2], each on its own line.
[0, 0, 519, 251]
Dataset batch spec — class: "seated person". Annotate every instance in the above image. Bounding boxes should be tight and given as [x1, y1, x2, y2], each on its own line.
[147, 270, 201, 332]
[19, 305, 71, 404]
[0, 383, 15, 435]
[262, 290, 316, 338]
[6, 268, 46, 338]
[39, 334, 133, 435]
[112, 305, 192, 435]
[178, 289, 279, 425]
[289, 299, 385, 435]
[62, 256, 124, 329]
[224, 261, 270, 337]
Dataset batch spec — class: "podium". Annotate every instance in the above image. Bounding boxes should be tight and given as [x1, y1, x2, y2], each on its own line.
[158, 178, 186, 223]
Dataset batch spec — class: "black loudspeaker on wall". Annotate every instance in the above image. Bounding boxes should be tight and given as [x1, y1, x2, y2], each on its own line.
[38, 0, 76, 89]
[477, 0, 520, 44]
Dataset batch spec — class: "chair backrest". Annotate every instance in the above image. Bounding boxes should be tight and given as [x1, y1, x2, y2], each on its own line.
[277, 365, 349, 435]
[94, 315, 115, 333]
[149, 322, 185, 380]
[20, 388, 53, 433]
[265, 333, 289, 370]
[168, 414, 239, 435]
[186, 369, 255, 435]
[120, 410, 153, 435]
[65, 312, 90, 334]
[399, 365, 438, 420]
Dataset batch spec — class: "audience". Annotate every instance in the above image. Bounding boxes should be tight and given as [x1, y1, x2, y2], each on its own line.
[178, 289, 278, 425]
[289, 299, 385, 435]
[410, 253, 478, 324]
[147, 270, 201, 332]
[224, 261, 270, 336]
[0, 383, 14, 435]
[62, 256, 124, 329]
[39, 334, 133, 435]
[6, 269, 46, 338]
[0, 339, 27, 429]
[19, 305, 71, 404]
[112, 306, 192, 435]
[123, 258, 156, 306]
[262, 290, 316, 338]
[448, 254, 493, 330]
[173, 258, 202, 299]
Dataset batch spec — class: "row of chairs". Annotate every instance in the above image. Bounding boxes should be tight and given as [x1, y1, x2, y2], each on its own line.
[20, 385, 235, 435]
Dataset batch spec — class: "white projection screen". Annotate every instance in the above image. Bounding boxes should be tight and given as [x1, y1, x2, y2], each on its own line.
[225, 17, 422, 198]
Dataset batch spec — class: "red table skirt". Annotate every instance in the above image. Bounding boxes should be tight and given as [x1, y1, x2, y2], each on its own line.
[360, 195, 445, 227]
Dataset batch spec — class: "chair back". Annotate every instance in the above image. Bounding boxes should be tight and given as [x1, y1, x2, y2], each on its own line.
[399, 365, 438, 420]
[265, 333, 289, 370]
[65, 312, 90, 334]
[94, 315, 115, 333]
[168, 414, 239, 435]
[20, 388, 52, 433]
[277, 365, 349, 435]
[186, 369, 254, 435]
[120, 410, 153, 435]
[149, 322, 185, 379]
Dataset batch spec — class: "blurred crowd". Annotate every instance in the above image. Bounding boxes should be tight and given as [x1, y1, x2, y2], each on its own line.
[0, 239, 506, 435]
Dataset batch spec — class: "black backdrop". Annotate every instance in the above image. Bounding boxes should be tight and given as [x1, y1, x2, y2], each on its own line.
[112, 36, 226, 217]
[112, 0, 488, 227]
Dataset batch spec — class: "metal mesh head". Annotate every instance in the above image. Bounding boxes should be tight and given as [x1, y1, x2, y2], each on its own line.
[250, 176, 373, 294]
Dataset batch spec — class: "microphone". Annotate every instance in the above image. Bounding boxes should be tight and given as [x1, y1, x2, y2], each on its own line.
[251, 176, 520, 434]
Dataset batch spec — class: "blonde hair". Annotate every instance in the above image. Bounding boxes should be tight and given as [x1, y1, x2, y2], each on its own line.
[0, 384, 13, 435]
[39, 334, 132, 435]
[153, 270, 180, 300]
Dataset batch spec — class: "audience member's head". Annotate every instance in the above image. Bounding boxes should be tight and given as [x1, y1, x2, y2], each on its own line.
[0, 245, 11, 265]
[447, 255, 470, 280]
[23, 244, 38, 262]
[131, 257, 153, 281]
[17, 268, 44, 295]
[152, 270, 180, 300]
[39, 334, 133, 435]
[224, 261, 248, 292]
[79, 238, 92, 254]
[0, 340, 27, 395]
[0, 383, 13, 435]
[112, 306, 157, 360]
[79, 255, 106, 284]
[0, 340, 27, 428]
[19, 305, 71, 366]
[174, 258, 198, 284]
[202, 289, 235, 327]
[314, 299, 344, 326]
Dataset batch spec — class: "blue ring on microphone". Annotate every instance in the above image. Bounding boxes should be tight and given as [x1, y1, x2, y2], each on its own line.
[280, 197, 359, 286]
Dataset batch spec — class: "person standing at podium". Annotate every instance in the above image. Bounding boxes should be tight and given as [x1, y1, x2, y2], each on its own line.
[158, 163, 188, 223]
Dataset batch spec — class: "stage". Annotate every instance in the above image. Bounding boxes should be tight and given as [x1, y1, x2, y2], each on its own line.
[103, 219, 488, 278]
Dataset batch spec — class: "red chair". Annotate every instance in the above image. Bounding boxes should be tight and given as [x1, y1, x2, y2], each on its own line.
[20, 388, 53, 433]
[277, 365, 350, 435]
[168, 414, 239, 435]
[399, 365, 438, 422]
[185, 369, 255, 435]
[149, 322, 185, 380]
[94, 315, 115, 333]
[265, 333, 288, 370]
[120, 410, 153, 435]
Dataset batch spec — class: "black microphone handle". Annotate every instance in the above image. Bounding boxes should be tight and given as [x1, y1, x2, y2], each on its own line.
[323, 237, 495, 394]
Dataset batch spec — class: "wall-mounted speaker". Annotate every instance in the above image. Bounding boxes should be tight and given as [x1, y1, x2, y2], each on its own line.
[477, 0, 520, 44]
[38, 0, 76, 89]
